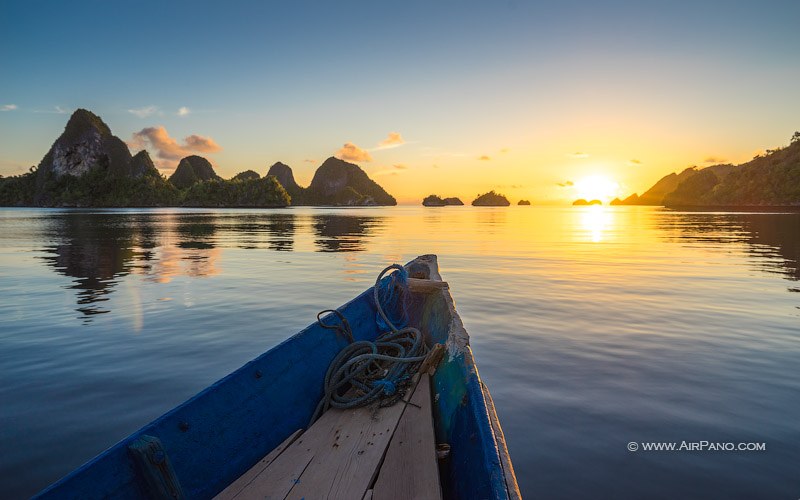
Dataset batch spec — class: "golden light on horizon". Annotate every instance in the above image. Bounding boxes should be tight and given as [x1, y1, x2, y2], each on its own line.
[572, 175, 621, 203]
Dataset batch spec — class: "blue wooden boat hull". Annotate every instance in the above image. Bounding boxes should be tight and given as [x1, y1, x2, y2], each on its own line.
[36, 255, 520, 499]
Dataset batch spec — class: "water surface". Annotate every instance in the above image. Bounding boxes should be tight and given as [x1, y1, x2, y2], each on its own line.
[1, 206, 798, 499]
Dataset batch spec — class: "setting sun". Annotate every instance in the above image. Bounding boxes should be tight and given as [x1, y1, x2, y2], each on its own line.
[572, 175, 621, 203]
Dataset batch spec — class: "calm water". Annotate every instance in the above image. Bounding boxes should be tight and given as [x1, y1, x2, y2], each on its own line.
[1, 206, 799, 499]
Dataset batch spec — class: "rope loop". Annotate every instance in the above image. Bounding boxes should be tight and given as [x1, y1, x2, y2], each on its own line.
[309, 264, 429, 425]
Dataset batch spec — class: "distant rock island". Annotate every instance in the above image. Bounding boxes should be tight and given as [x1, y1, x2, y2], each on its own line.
[614, 132, 800, 208]
[472, 191, 510, 206]
[573, 199, 602, 206]
[518, 199, 531, 206]
[0, 109, 396, 208]
[169, 155, 222, 189]
[270, 157, 396, 206]
[422, 195, 464, 206]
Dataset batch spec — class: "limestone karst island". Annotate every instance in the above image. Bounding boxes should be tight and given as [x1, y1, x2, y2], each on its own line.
[0, 109, 396, 208]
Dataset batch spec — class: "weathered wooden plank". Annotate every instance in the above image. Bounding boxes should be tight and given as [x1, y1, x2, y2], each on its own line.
[372, 374, 441, 500]
[407, 278, 449, 294]
[228, 407, 345, 500]
[285, 396, 410, 500]
[214, 429, 303, 500]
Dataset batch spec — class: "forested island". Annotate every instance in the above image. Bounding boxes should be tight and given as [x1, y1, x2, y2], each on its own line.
[612, 132, 800, 208]
[472, 191, 510, 206]
[0, 109, 395, 208]
[422, 195, 464, 206]
[4, 110, 799, 210]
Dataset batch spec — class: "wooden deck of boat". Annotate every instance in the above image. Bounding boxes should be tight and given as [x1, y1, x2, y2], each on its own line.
[216, 373, 441, 500]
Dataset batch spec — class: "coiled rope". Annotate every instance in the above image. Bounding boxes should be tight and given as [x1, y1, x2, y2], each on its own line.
[309, 264, 429, 425]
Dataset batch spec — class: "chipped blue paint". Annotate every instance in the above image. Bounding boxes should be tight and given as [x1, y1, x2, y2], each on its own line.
[35, 256, 517, 500]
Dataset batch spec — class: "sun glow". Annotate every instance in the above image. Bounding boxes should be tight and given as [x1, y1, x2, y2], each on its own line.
[572, 175, 621, 203]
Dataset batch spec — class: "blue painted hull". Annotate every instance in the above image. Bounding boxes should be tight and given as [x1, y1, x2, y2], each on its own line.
[36, 255, 519, 499]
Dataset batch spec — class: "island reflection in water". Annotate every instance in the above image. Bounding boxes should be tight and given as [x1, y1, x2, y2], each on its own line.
[34, 207, 800, 322]
[656, 210, 800, 281]
[38, 210, 381, 320]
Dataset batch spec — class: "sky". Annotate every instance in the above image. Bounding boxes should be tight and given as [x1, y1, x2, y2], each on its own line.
[1, 0, 799, 204]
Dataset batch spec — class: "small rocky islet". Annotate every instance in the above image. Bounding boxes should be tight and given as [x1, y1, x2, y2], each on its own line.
[572, 199, 602, 206]
[422, 195, 464, 206]
[471, 191, 511, 206]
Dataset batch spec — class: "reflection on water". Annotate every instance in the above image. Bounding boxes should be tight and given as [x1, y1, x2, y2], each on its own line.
[577, 205, 613, 242]
[40, 213, 148, 319]
[34, 211, 386, 320]
[312, 214, 380, 252]
[176, 214, 217, 249]
[658, 211, 800, 281]
[2, 206, 800, 499]
[29, 208, 800, 322]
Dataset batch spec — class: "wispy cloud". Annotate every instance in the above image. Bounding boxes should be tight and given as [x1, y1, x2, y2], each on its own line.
[1, 104, 18, 111]
[500, 148, 510, 154]
[177, 106, 191, 117]
[628, 159, 642, 166]
[304, 159, 317, 163]
[376, 132, 405, 150]
[128, 105, 159, 118]
[336, 142, 373, 162]
[129, 126, 221, 169]
[371, 169, 402, 177]
[393, 163, 408, 170]
[703, 156, 726, 163]
[557, 180, 574, 187]
[567, 152, 589, 159]
[32, 105, 70, 114]
[478, 155, 491, 161]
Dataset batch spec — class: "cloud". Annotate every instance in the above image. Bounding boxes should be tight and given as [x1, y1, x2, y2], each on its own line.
[128, 105, 159, 118]
[557, 180, 574, 187]
[703, 156, 726, 163]
[377, 132, 405, 149]
[628, 159, 642, 166]
[393, 163, 408, 170]
[336, 142, 373, 162]
[371, 169, 401, 177]
[567, 152, 589, 159]
[500, 148, 510, 154]
[129, 126, 221, 168]
[177, 106, 191, 117]
[32, 106, 70, 114]
[478, 155, 491, 161]
[304, 159, 317, 163]
[1, 104, 18, 111]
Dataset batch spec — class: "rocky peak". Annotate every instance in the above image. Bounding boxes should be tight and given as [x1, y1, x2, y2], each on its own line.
[307, 157, 396, 206]
[232, 170, 261, 181]
[36, 108, 133, 183]
[266, 161, 301, 193]
[130, 150, 160, 178]
[168, 155, 221, 189]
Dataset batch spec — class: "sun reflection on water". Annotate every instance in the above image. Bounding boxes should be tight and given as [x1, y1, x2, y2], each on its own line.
[578, 205, 613, 242]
